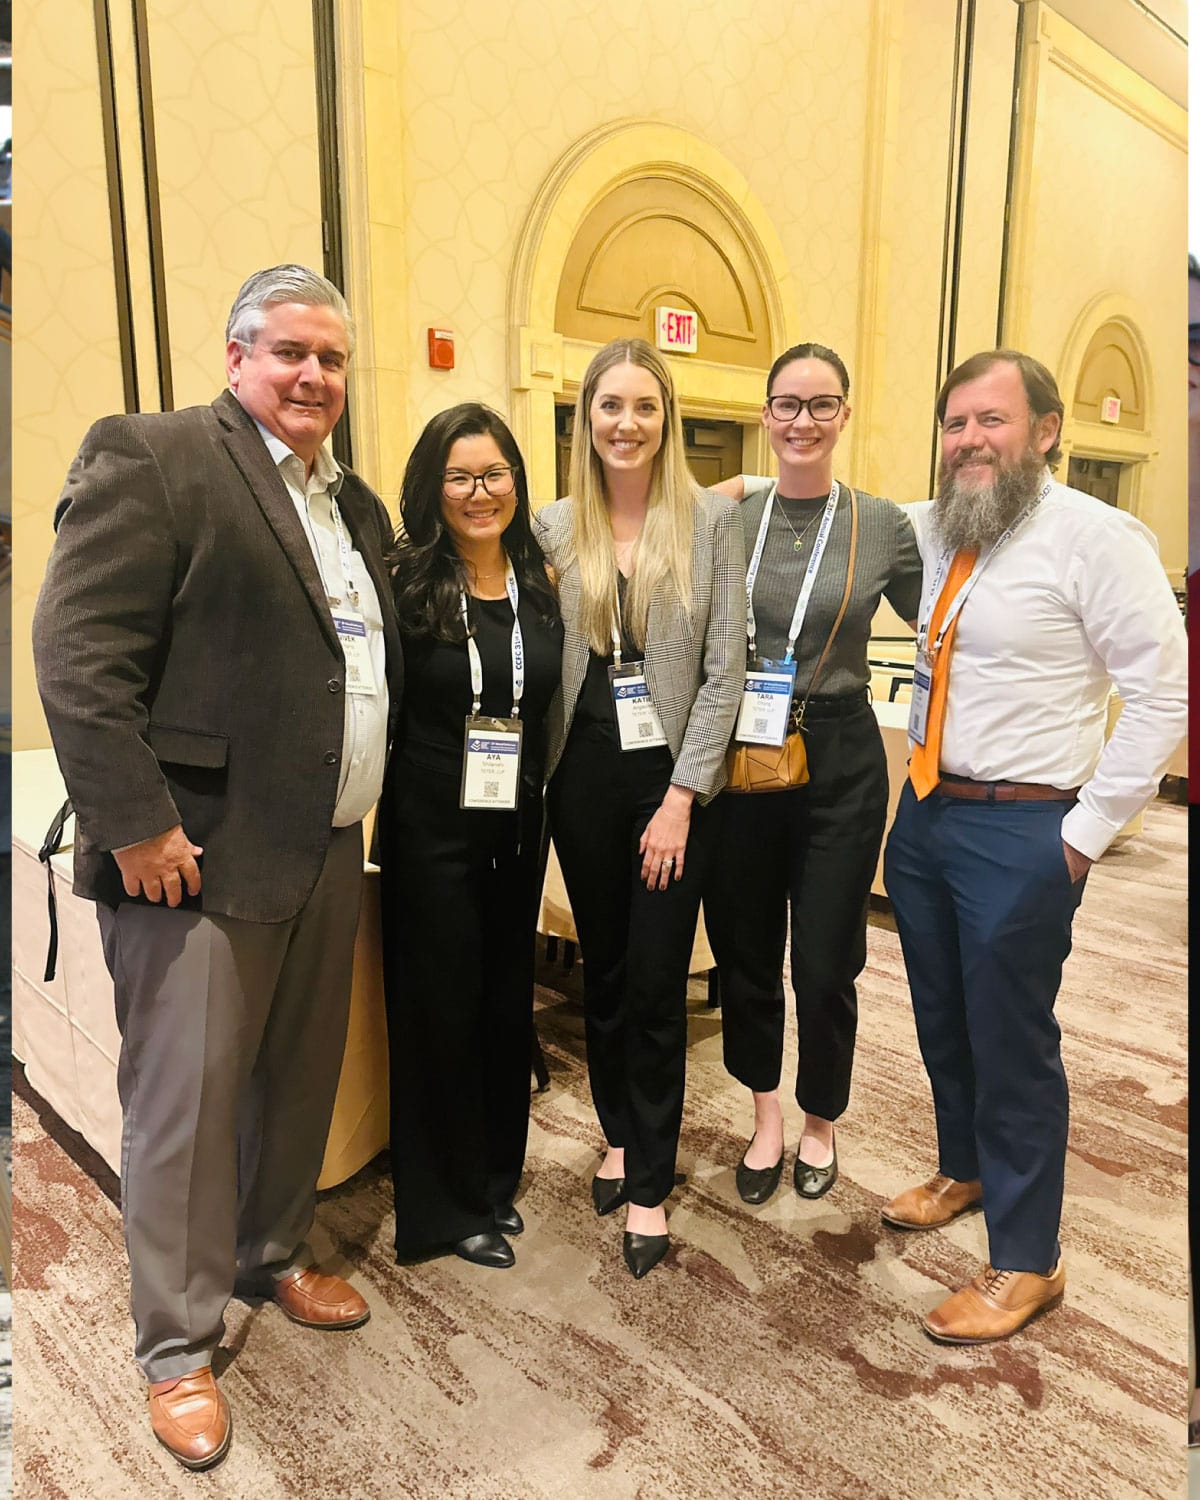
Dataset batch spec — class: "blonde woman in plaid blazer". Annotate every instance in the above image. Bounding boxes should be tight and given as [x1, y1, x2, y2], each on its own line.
[534, 339, 744, 1279]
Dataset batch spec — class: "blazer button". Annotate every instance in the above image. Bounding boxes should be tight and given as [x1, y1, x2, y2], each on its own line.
[328, 678, 342, 693]
[324, 751, 339, 765]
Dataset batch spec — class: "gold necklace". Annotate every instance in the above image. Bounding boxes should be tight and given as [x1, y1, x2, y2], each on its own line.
[775, 495, 824, 552]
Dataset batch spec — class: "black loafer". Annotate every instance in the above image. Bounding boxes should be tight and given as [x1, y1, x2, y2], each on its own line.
[591, 1175, 628, 1216]
[622, 1232, 669, 1279]
[453, 1232, 515, 1268]
[493, 1204, 524, 1236]
[794, 1137, 838, 1199]
[735, 1135, 784, 1205]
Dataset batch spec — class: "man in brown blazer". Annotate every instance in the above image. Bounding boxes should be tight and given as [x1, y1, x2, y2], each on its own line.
[32, 265, 401, 1470]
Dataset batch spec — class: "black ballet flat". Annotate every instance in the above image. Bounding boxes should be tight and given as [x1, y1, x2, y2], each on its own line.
[591, 1175, 628, 1217]
[493, 1204, 524, 1236]
[735, 1135, 784, 1205]
[453, 1232, 515, 1269]
[622, 1232, 670, 1280]
[793, 1136, 838, 1200]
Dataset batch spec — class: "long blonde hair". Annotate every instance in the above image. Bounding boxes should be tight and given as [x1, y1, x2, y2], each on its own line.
[567, 339, 697, 653]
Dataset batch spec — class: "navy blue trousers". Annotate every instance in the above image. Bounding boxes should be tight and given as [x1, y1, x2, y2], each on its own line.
[883, 782, 1087, 1272]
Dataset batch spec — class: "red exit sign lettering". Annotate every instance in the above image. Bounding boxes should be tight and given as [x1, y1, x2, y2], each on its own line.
[655, 306, 698, 354]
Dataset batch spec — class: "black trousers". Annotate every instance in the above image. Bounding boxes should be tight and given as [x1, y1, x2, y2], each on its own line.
[547, 727, 714, 1207]
[704, 696, 888, 1120]
[379, 755, 542, 1255]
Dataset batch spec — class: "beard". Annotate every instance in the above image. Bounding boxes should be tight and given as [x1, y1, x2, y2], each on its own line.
[934, 447, 1046, 553]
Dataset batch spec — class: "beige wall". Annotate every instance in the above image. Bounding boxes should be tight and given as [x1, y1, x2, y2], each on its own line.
[14, 0, 324, 750]
[15, 0, 1188, 749]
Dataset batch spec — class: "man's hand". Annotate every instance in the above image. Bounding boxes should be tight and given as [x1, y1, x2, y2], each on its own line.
[1062, 840, 1093, 884]
[113, 824, 203, 906]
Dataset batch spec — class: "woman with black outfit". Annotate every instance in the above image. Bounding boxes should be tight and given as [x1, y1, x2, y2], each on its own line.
[380, 404, 561, 1268]
[535, 339, 744, 1279]
[708, 343, 923, 1204]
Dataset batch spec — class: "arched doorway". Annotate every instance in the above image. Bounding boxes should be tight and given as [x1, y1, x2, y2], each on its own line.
[508, 122, 798, 502]
[1058, 297, 1154, 515]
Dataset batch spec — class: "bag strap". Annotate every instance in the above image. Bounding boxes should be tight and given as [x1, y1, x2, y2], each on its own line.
[797, 485, 859, 721]
[38, 797, 74, 983]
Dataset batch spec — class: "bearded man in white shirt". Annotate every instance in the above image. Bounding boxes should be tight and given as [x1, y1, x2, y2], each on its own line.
[880, 349, 1187, 1345]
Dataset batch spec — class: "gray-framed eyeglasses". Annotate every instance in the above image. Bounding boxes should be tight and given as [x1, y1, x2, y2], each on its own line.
[442, 466, 520, 500]
[1189, 322, 1200, 369]
[765, 394, 844, 422]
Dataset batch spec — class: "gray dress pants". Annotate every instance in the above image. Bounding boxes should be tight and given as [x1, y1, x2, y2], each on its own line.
[97, 823, 363, 1381]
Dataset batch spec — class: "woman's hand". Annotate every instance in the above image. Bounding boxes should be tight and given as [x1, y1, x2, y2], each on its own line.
[638, 784, 695, 890]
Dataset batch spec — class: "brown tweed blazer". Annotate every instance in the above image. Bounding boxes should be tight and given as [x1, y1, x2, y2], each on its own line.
[32, 390, 403, 923]
[533, 490, 746, 805]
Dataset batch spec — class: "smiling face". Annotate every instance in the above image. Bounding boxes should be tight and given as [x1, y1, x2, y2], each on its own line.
[763, 358, 849, 491]
[587, 362, 666, 478]
[438, 432, 518, 553]
[938, 360, 1057, 488]
[226, 300, 349, 468]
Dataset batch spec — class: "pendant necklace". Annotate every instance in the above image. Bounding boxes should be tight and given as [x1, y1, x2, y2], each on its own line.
[775, 494, 825, 552]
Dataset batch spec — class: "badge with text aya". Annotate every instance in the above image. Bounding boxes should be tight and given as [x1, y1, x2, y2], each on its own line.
[460, 561, 525, 811]
[733, 481, 839, 746]
[607, 586, 668, 751]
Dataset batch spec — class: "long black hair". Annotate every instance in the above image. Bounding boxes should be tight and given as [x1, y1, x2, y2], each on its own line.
[390, 402, 559, 642]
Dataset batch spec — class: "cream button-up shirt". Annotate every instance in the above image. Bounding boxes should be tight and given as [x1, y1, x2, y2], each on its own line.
[253, 421, 389, 828]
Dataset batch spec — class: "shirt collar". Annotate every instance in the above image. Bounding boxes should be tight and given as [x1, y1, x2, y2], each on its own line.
[248, 413, 343, 495]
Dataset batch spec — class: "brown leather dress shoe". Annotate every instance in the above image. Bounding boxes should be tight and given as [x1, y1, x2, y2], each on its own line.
[922, 1258, 1065, 1344]
[147, 1366, 231, 1470]
[880, 1173, 982, 1229]
[272, 1267, 370, 1329]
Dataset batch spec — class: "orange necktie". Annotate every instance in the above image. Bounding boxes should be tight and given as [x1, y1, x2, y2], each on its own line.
[909, 548, 978, 799]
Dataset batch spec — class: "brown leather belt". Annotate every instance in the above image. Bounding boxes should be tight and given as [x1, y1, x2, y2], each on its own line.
[935, 775, 1079, 803]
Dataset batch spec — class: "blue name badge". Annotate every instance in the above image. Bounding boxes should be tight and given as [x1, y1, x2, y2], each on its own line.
[460, 715, 523, 810]
[734, 657, 797, 746]
[608, 662, 668, 751]
[908, 662, 933, 746]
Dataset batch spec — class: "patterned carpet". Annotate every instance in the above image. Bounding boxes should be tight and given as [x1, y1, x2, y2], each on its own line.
[12, 801, 1189, 1499]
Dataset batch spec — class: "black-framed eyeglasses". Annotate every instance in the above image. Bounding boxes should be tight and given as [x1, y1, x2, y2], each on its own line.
[1189, 323, 1200, 368]
[441, 466, 520, 500]
[765, 394, 844, 422]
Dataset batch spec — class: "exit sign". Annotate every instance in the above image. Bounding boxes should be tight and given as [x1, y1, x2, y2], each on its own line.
[1099, 395, 1121, 424]
[655, 306, 698, 355]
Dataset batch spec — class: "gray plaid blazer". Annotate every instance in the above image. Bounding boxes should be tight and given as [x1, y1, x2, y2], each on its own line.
[534, 490, 745, 804]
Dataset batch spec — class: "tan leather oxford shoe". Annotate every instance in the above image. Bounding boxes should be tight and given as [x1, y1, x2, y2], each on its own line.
[880, 1173, 982, 1229]
[922, 1259, 1065, 1344]
[147, 1366, 231, 1470]
[272, 1266, 370, 1329]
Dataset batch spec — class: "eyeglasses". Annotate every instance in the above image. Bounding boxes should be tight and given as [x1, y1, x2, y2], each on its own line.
[1189, 323, 1200, 368]
[765, 394, 844, 422]
[442, 466, 519, 500]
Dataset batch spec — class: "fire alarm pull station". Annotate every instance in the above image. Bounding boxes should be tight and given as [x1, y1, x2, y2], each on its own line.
[428, 328, 454, 370]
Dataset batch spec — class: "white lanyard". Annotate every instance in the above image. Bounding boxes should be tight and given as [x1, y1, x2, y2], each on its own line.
[329, 500, 360, 607]
[610, 578, 631, 667]
[460, 559, 524, 718]
[744, 480, 840, 662]
[915, 480, 1051, 658]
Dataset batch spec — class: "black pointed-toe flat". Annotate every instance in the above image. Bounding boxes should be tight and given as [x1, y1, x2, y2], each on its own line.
[735, 1135, 785, 1205]
[453, 1232, 515, 1268]
[622, 1232, 670, 1279]
[493, 1204, 524, 1236]
[591, 1175, 628, 1217]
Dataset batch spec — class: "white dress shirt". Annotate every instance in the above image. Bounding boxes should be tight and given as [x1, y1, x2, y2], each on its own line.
[253, 421, 389, 827]
[906, 475, 1187, 859]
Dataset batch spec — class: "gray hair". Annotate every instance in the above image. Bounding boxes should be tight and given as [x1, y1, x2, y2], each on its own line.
[225, 264, 355, 354]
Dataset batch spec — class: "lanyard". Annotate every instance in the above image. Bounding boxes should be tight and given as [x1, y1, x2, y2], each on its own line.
[461, 559, 524, 718]
[744, 480, 840, 662]
[610, 577, 631, 668]
[915, 480, 1051, 658]
[329, 500, 360, 607]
